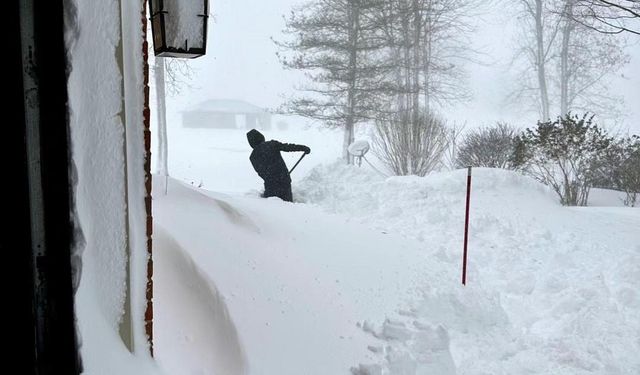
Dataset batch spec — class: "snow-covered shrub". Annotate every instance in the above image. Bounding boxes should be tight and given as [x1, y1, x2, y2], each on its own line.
[456, 122, 518, 169]
[598, 135, 640, 207]
[616, 136, 640, 206]
[512, 113, 614, 206]
[373, 110, 449, 177]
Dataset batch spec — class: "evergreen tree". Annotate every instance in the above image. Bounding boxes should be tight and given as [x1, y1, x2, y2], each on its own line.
[274, 0, 384, 164]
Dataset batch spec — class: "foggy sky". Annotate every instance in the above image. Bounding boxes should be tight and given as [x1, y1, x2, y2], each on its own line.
[166, 0, 640, 134]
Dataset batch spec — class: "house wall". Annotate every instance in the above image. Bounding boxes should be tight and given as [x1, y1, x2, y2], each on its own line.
[66, 0, 156, 372]
[183, 111, 272, 130]
[183, 111, 237, 128]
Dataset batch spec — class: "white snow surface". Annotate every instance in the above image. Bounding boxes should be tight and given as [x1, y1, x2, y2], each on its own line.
[298, 164, 640, 374]
[68, 0, 156, 372]
[153, 177, 428, 374]
[154, 225, 247, 374]
[154, 162, 639, 374]
[589, 187, 635, 207]
[164, 0, 205, 49]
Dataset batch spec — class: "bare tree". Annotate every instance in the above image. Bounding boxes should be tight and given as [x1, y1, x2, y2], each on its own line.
[556, 0, 629, 117]
[374, 110, 450, 176]
[276, 0, 478, 164]
[456, 123, 519, 169]
[559, 0, 575, 116]
[512, 0, 629, 120]
[367, 0, 476, 176]
[512, 0, 561, 120]
[372, 0, 477, 115]
[442, 123, 466, 170]
[570, 0, 640, 35]
[163, 58, 196, 96]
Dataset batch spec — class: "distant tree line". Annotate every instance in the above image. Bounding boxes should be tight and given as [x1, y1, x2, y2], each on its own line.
[275, 0, 477, 169]
[274, 0, 638, 206]
[511, 0, 630, 121]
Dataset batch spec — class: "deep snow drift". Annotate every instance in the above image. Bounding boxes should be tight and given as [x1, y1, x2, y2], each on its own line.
[298, 164, 640, 374]
[153, 177, 430, 374]
[154, 163, 639, 374]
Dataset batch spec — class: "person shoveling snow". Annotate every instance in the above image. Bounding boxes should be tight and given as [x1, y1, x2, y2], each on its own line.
[247, 129, 310, 202]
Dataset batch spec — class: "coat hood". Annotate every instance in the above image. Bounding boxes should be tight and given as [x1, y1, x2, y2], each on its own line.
[247, 129, 265, 148]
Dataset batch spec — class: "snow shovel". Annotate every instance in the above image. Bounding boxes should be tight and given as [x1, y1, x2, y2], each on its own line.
[288, 152, 307, 175]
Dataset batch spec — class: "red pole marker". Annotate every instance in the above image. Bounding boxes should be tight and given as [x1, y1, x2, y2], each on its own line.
[462, 166, 472, 285]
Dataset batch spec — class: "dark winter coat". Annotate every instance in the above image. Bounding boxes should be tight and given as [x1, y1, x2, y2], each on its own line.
[247, 129, 310, 202]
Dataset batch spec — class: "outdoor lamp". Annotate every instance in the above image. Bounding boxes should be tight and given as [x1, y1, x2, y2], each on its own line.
[149, 0, 209, 58]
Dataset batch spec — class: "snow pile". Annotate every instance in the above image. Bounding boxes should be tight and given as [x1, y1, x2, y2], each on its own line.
[589, 187, 633, 207]
[154, 226, 246, 374]
[296, 163, 640, 374]
[296, 162, 555, 241]
[153, 160, 638, 374]
[153, 177, 431, 374]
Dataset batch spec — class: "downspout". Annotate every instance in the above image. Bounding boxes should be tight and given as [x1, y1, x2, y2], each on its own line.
[141, 0, 154, 356]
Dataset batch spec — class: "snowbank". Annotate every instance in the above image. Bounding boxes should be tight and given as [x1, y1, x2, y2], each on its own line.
[589, 187, 635, 207]
[296, 163, 558, 241]
[154, 225, 246, 374]
[297, 164, 640, 374]
[153, 177, 430, 374]
[153, 162, 639, 374]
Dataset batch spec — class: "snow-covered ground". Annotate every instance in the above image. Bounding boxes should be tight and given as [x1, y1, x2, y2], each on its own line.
[152, 127, 640, 374]
[298, 163, 640, 374]
[153, 177, 427, 374]
[589, 187, 633, 207]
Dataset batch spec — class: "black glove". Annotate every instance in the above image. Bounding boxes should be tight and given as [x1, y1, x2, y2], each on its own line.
[303, 146, 311, 154]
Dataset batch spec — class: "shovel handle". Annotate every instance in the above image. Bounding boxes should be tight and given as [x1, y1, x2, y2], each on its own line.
[289, 152, 307, 174]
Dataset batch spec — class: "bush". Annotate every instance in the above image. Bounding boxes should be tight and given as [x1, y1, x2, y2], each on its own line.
[599, 135, 640, 206]
[456, 122, 518, 169]
[373, 110, 449, 177]
[617, 136, 640, 206]
[512, 113, 614, 206]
